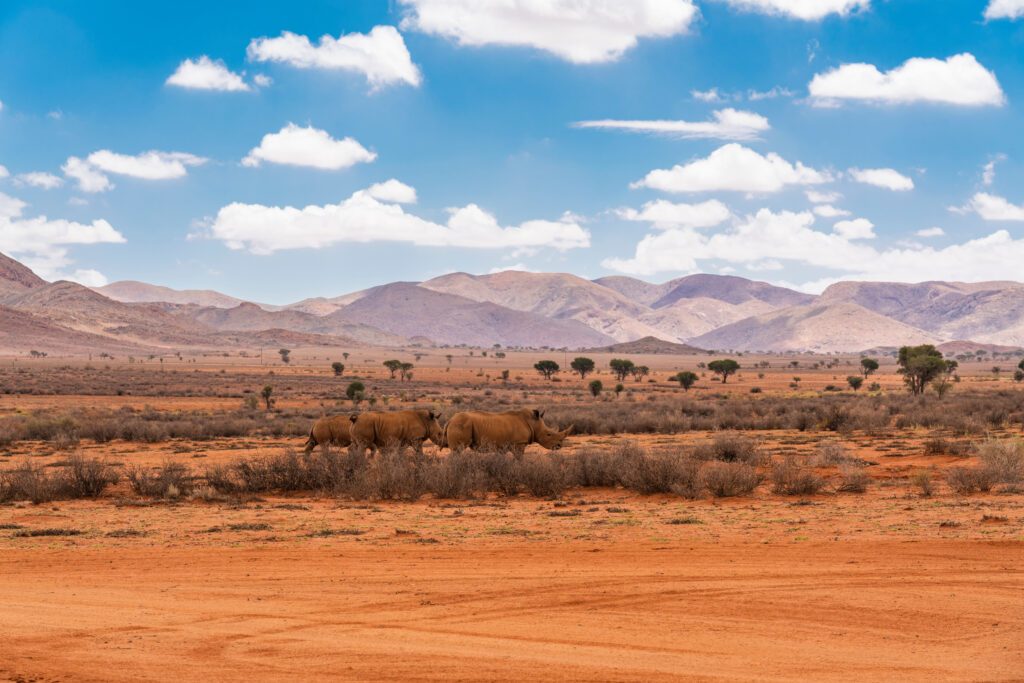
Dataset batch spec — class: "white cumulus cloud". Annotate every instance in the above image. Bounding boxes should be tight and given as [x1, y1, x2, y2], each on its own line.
[366, 179, 417, 204]
[166, 56, 251, 92]
[14, 172, 63, 190]
[963, 192, 1024, 221]
[692, 88, 726, 102]
[0, 191, 124, 283]
[574, 108, 769, 141]
[604, 209, 873, 275]
[985, 0, 1024, 19]
[242, 123, 376, 170]
[849, 167, 914, 191]
[616, 199, 731, 229]
[247, 25, 421, 89]
[717, 0, 869, 20]
[982, 155, 1005, 186]
[916, 227, 945, 238]
[806, 189, 842, 203]
[62, 157, 113, 193]
[398, 0, 698, 64]
[812, 204, 850, 218]
[809, 53, 1005, 107]
[202, 184, 590, 255]
[88, 150, 206, 179]
[605, 206, 1024, 290]
[833, 217, 875, 239]
[632, 143, 831, 194]
[62, 150, 207, 192]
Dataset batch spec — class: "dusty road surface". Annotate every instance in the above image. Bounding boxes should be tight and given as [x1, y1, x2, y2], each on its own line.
[2, 522, 1021, 681]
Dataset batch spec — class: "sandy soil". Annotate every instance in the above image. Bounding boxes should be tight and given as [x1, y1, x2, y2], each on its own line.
[1, 488, 1022, 682]
[2, 350, 1023, 681]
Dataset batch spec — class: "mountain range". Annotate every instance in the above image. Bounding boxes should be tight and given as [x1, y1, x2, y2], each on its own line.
[1, 250, 1023, 354]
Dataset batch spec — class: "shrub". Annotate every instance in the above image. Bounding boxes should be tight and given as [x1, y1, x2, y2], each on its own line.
[693, 432, 765, 466]
[477, 451, 521, 496]
[977, 439, 1024, 487]
[24, 416, 78, 442]
[771, 457, 825, 496]
[424, 450, 485, 499]
[570, 448, 621, 488]
[517, 453, 565, 498]
[836, 465, 870, 493]
[363, 449, 427, 501]
[0, 418, 27, 448]
[698, 461, 760, 498]
[945, 467, 995, 495]
[813, 441, 851, 466]
[64, 454, 119, 498]
[615, 442, 698, 495]
[911, 470, 934, 497]
[126, 461, 194, 498]
[0, 461, 69, 504]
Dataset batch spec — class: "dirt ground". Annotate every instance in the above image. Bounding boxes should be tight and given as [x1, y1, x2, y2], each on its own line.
[2, 349, 1024, 681]
[2, 482, 1023, 682]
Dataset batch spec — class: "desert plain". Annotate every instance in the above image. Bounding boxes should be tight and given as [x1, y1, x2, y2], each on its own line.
[1, 348, 1022, 682]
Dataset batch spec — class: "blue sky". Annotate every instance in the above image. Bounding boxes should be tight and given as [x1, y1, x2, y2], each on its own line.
[2, 0, 1024, 303]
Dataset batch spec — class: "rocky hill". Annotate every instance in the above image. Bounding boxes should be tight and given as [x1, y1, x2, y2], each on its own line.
[6, 251, 1024, 354]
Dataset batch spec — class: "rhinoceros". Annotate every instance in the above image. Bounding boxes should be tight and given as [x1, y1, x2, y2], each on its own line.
[444, 408, 572, 457]
[349, 410, 444, 456]
[303, 414, 355, 454]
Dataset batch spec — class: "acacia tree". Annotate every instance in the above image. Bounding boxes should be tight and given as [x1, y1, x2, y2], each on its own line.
[674, 371, 698, 391]
[399, 362, 415, 381]
[534, 360, 560, 380]
[609, 358, 635, 382]
[589, 379, 603, 397]
[847, 375, 864, 391]
[860, 357, 879, 378]
[278, 348, 290, 364]
[346, 381, 365, 405]
[708, 359, 740, 384]
[261, 385, 274, 410]
[331, 362, 344, 376]
[897, 345, 948, 395]
[383, 359, 403, 378]
[630, 365, 650, 382]
[570, 357, 595, 379]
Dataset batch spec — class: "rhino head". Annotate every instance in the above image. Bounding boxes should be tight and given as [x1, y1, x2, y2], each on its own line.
[424, 410, 445, 447]
[532, 411, 573, 451]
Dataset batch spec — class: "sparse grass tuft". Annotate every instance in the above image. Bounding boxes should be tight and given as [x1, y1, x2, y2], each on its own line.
[771, 457, 825, 496]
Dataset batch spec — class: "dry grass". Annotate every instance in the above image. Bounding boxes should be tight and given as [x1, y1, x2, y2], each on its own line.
[0, 455, 118, 504]
[977, 439, 1024, 490]
[770, 457, 826, 496]
[126, 460, 195, 498]
[945, 467, 995, 495]
[4, 388, 1024, 448]
[836, 465, 870, 493]
[698, 462, 761, 498]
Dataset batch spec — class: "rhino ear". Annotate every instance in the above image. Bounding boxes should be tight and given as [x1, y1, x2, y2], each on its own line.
[349, 413, 359, 423]
[533, 409, 544, 420]
[428, 410, 436, 420]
